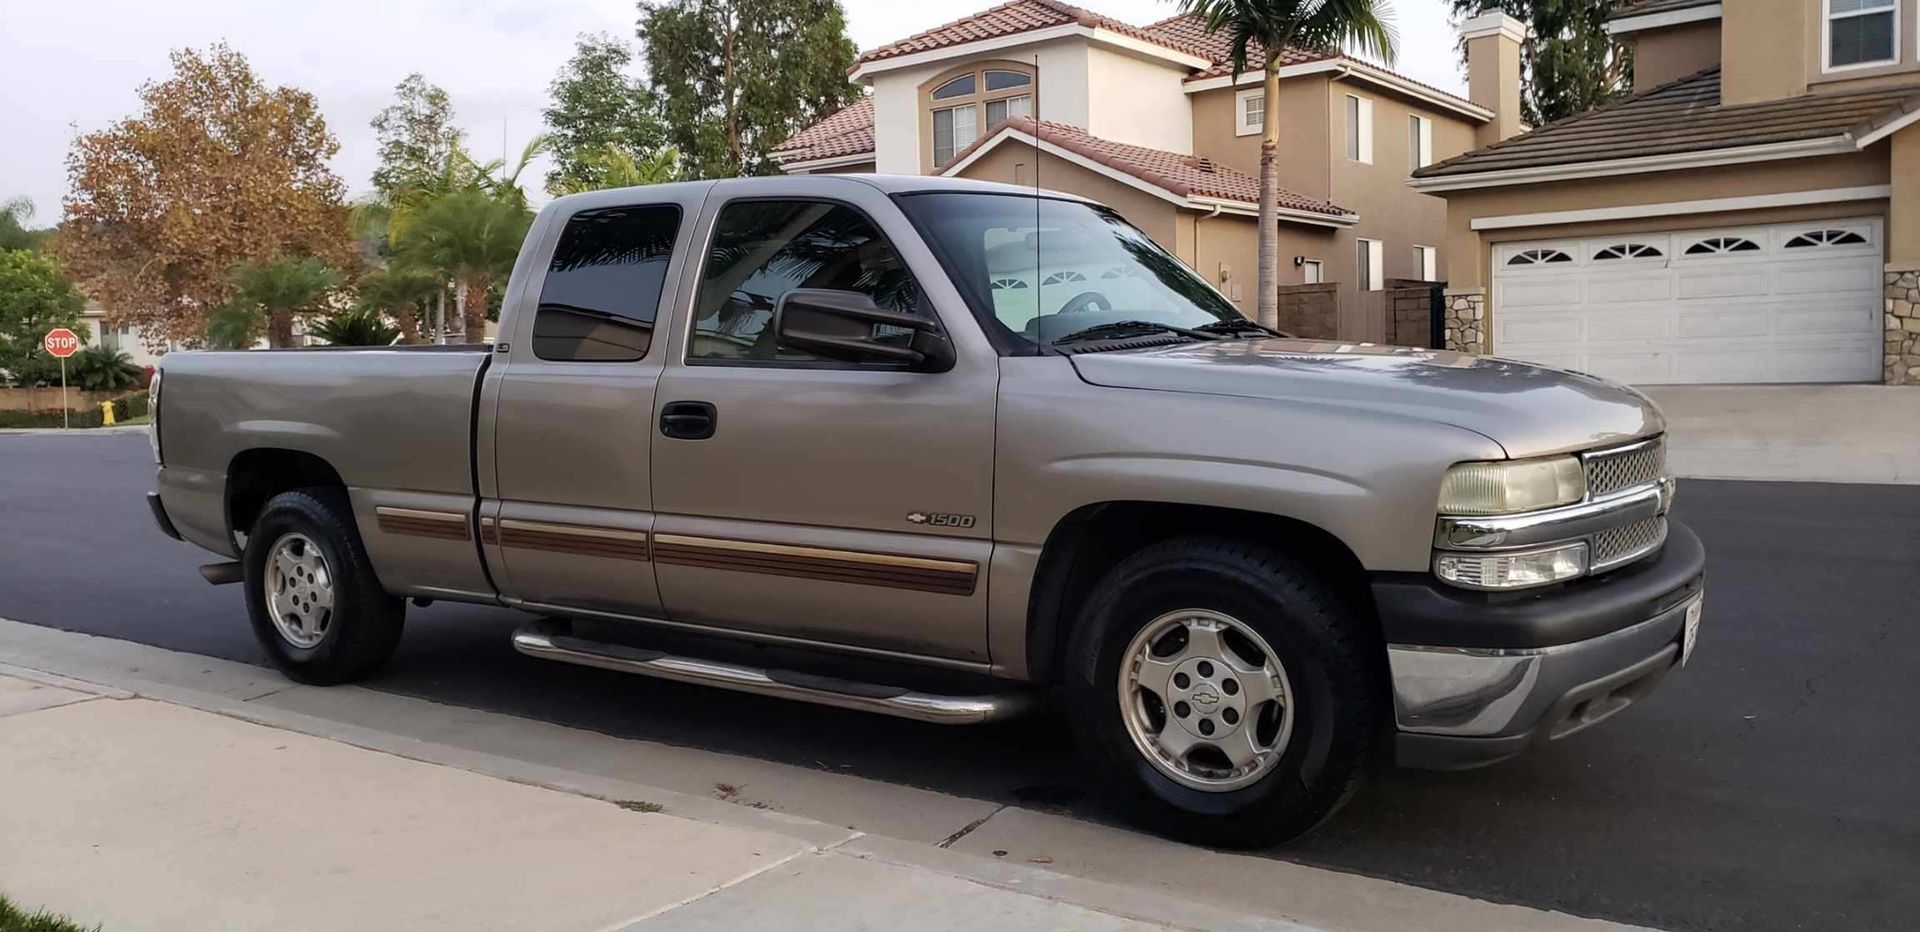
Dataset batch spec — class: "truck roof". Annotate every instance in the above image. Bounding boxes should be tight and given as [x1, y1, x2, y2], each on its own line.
[543, 174, 1098, 215]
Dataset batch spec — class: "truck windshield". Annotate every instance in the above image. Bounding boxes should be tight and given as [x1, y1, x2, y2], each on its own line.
[896, 192, 1246, 348]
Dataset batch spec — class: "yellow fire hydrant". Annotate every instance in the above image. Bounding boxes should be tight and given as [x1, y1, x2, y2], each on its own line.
[100, 401, 116, 426]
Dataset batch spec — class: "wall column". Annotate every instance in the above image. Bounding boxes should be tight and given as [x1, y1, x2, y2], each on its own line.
[1884, 125, 1920, 384]
[1888, 270, 1920, 385]
[1443, 288, 1486, 354]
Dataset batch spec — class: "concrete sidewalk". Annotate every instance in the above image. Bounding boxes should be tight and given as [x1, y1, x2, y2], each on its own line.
[1644, 385, 1920, 484]
[0, 669, 1293, 931]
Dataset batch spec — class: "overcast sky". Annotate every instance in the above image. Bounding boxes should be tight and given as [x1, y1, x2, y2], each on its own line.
[0, 0, 1467, 223]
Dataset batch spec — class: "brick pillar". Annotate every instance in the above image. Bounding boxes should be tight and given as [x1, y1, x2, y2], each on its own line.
[1444, 288, 1486, 354]
[1888, 267, 1920, 385]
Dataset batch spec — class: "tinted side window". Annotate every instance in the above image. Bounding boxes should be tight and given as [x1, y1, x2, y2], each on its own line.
[690, 200, 924, 364]
[532, 204, 681, 362]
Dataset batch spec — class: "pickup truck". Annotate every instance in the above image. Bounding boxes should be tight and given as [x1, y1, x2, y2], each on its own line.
[148, 174, 1705, 845]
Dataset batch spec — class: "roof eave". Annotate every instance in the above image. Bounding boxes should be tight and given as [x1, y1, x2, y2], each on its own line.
[774, 151, 878, 172]
[851, 23, 1209, 83]
[1607, 3, 1722, 36]
[1184, 59, 1493, 123]
[1408, 135, 1859, 193]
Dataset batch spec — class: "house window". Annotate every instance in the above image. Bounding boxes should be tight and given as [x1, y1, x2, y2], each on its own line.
[1414, 244, 1437, 281]
[1236, 88, 1265, 137]
[1507, 248, 1574, 266]
[1408, 115, 1433, 171]
[1345, 95, 1373, 163]
[1357, 239, 1383, 290]
[1785, 229, 1868, 247]
[1301, 259, 1323, 284]
[1683, 236, 1762, 256]
[1826, 0, 1897, 69]
[1593, 243, 1663, 260]
[925, 64, 1037, 167]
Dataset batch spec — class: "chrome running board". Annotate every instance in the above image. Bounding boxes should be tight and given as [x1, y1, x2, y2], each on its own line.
[510, 618, 1035, 725]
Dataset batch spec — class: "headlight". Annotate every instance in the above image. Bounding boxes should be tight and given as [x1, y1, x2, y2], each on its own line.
[1438, 456, 1586, 515]
[1434, 542, 1589, 590]
[148, 368, 162, 464]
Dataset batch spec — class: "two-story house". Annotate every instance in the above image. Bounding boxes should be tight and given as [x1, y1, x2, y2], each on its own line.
[1413, 0, 1920, 386]
[773, 0, 1513, 342]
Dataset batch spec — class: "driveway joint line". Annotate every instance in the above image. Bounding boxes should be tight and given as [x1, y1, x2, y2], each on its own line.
[598, 842, 829, 931]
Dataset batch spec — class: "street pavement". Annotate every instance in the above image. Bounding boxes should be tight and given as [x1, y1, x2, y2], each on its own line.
[2, 432, 1917, 931]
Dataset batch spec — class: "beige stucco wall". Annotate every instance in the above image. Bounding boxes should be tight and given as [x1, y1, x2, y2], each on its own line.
[1187, 76, 1333, 199]
[1628, 19, 1722, 92]
[1722, 0, 1809, 104]
[1085, 46, 1194, 155]
[1438, 150, 1893, 289]
[1892, 124, 1920, 265]
[870, 38, 1091, 174]
[1326, 79, 1460, 315]
[953, 142, 1181, 248]
[1467, 28, 1524, 145]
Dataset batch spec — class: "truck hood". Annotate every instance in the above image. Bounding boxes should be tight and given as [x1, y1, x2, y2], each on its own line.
[1067, 338, 1662, 458]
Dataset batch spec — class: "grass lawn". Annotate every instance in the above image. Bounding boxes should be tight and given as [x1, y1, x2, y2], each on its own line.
[116, 415, 150, 426]
[0, 893, 96, 932]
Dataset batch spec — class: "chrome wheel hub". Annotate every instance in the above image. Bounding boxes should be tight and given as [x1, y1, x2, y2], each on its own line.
[1118, 609, 1294, 792]
[266, 533, 333, 649]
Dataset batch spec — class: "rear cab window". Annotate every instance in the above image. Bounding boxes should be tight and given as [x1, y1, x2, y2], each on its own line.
[533, 204, 682, 362]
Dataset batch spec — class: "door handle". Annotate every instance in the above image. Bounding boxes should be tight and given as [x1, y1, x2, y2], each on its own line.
[660, 401, 717, 440]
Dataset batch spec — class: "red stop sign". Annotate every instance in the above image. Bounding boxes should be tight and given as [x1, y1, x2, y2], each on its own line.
[44, 328, 80, 358]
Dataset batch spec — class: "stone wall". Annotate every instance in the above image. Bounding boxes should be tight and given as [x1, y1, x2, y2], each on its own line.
[1274, 282, 1339, 339]
[1888, 267, 1920, 385]
[1384, 279, 1439, 348]
[0, 387, 125, 412]
[1443, 289, 1486, 355]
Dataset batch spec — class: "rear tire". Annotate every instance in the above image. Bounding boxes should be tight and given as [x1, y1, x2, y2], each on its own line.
[1063, 536, 1382, 847]
[243, 488, 405, 684]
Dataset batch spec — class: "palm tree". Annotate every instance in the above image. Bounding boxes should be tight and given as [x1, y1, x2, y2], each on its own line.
[1176, 0, 1397, 329]
[355, 267, 439, 344]
[311, 308, 401, 346]
[395, 189, 531, 343]
[66, 345, 143, 391]
[547, 145, 680, 195]
[227, 257, 342, 347]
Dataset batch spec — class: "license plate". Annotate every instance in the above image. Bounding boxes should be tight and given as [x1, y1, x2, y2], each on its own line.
[1681, 596, 1704, 666]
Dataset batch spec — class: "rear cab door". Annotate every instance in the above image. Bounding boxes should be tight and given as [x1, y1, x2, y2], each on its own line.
[477, 185, 706, 615]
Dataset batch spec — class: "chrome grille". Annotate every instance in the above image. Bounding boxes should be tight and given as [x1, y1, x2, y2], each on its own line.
[1584, 438, 1666, 497]
[1591, 516, 1667, 570]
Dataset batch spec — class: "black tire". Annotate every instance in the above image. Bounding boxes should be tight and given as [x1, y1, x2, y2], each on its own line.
[243, 488, 405, 685]
[1063, 536, 1383, 847]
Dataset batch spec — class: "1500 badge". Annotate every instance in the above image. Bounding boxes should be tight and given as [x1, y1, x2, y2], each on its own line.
[906, 512, 976, 529]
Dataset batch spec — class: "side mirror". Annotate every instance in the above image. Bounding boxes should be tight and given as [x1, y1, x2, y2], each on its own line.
[772, 289, 954, 371]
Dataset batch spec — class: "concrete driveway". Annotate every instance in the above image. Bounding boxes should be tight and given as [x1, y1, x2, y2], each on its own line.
[1645, 384, 1920, 484]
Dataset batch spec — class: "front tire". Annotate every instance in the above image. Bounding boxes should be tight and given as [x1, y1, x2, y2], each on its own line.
[1063, 537, 1383, 847]
[243, 488, 405, 684]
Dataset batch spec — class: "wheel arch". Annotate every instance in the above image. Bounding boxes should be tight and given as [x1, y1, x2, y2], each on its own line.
[226, 448, 348, 549]
[1023, 501, 1380, 687]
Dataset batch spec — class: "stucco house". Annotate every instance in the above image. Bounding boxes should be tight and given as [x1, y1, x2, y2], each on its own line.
[1412, 0, 1920, 386]
[774, 0, 1524, 342]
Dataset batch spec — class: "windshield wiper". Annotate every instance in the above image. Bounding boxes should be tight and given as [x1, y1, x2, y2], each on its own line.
[1047, 320, 1219, 345]
[1193, 319, 1288, 338]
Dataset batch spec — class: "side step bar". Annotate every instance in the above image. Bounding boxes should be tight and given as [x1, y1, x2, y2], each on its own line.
[510, 618, 1035, 725]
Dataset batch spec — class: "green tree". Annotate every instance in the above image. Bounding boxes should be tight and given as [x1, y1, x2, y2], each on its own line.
[370, 74, 466, 202]
[1452, 0, 1631, 125]
[311, 308, 400, 346]
[394, 189, 531, 343]
[355, 266, 439, 344]
[0, 248, 87, 383]
[1175, 0, 1397, 330]
[547, 145, 681, 194]
[227, 256, 341, 347]
[638, 0, 860, 178]
[1, 197, 50, 251]
[544, 34, 669, 195]
[204, 302, 262, 350]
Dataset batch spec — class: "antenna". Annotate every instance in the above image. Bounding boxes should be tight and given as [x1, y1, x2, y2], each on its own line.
[1033, 53, 1045, 344]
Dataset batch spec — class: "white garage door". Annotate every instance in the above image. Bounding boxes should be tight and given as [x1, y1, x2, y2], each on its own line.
[1492, 218, 1884, 384]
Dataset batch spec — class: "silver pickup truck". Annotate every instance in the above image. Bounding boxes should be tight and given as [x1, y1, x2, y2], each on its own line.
[148, 175, 1705, 845]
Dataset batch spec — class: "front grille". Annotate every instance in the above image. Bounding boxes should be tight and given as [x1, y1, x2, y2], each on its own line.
[1584, 438, 1666, 497]
[1591, 516, 1667, 570]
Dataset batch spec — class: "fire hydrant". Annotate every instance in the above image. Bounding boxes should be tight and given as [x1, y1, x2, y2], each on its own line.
[100, 401, 116, 426]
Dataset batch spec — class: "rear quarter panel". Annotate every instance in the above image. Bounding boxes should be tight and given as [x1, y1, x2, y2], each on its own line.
[156, 348, 492, 598]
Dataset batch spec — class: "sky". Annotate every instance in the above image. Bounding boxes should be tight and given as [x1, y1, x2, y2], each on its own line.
[0, 0, 1467, 223]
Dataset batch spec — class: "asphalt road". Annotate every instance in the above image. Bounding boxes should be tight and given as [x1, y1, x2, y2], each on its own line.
[3, 431, 1917, 932]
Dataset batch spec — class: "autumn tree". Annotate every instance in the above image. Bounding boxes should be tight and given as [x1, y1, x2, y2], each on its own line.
[58, 44, 353, 349]
[544, 34, 670, 194]
[0, 249, 87, 383]
[1453, 0, 1631, 125]
[370, 74, 466, 203]
[638, 0, 860, 178]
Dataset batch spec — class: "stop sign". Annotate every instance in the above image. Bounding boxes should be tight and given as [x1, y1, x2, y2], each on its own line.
[44, 328, 81, 358]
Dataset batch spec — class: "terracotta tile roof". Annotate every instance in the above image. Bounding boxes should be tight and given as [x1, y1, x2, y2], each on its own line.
[1141, 14, 1333, 79]
[1611, 0, 1720, 19]
[946, 116, 1354, 218]
[771, 97, 876, 164]
[858, 0, 1206, 65]
[1413, 68, 1920, 180]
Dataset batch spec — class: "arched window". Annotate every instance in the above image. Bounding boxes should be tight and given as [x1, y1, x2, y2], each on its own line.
[1684, 236, 1761, 256]
[1040, 270, 1087, 285]
[1506, 248, 1573, 266]
[926, 65, 1035, 166]
[1592, 243, 1663, 260]
[990, 278, 1029, 291]
[1784, 229, 1867, 248]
